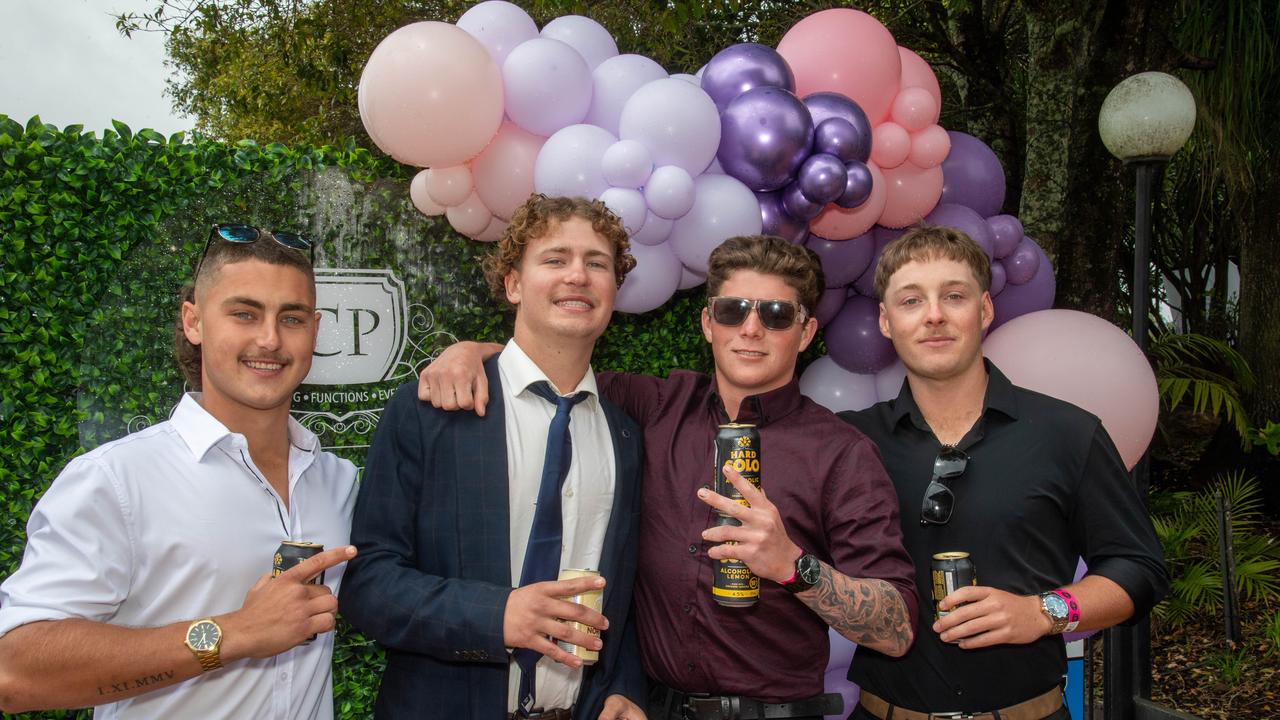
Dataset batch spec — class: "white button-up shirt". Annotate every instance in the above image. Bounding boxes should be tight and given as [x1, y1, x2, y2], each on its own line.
[0, 394, 358, 719]
[498, 341, 617, 712]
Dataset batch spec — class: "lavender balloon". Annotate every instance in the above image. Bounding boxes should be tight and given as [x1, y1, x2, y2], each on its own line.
[804, 92, 872, 163]
[940, 131, 1006, 218]
[1004, 237, 1042, 285]
[782, 180, 823, 221]
[797, 153, 848, 205]
[991, 240, 1055, 330]
[807, 231, 875, 288]
[836, 161, 873, 209]
[718, 86, 814, 191]
[990, 260, 1008, 296]
[826, 295, 897, 374]
[701, 43, 796, 112]
[987, 214, 1024, 259]
[925, 203, 995, 258]
[815, 287, 848, 326]
[757, 190, 809, 245]
[814, 118, 861, 163]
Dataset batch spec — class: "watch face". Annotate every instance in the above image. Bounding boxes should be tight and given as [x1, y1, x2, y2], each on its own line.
[187, 621, 221, 651]
[1043, 593, 1069, 618]
[798, 554, 822, 584]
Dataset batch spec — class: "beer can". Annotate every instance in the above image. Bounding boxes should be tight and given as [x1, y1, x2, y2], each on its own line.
[273, 541, 325, 584]
[931, 551, 976, 621]
[711, 424, 761, 607]
[556, 568, 603, 665]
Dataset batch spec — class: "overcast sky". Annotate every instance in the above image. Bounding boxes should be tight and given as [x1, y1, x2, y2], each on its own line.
[0, 0, 192, 136]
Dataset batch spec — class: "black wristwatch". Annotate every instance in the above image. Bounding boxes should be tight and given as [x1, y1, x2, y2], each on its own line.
[780, 554, 822, 594]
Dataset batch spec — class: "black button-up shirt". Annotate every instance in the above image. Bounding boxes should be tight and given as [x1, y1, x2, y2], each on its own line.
[839, 360, 1168, 712]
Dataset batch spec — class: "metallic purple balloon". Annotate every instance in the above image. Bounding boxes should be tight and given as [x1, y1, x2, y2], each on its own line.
[836, 161, 873, 208]
[718, 86, 814, 191]
[701, 43, 796, 112]
[940, 131, 1007, 218]
[1004, 237, 1042, 285]
[814, 118, 860, 163]
[807, 231, 875, 288]
[804, 92, 872, 163]
[797, 153, 848, 205]
[757, 190, 810, 244]
[782, 180, 823, 221]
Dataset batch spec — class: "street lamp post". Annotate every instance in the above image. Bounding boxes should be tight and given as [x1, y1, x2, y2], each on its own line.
[1098, 71, 1196, 720]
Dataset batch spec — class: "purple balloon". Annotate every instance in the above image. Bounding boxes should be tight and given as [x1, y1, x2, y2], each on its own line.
[701, 43, 796, 112]
[987, 214, 1024, 259]
[808, 231, 875, 288]
[783, 180, 823, 220]
[990, 260, 1007, 296]
[1004, 237, 1042, 285]
[991, 240, 1054, 330]
[826, 295, 896, 374]
[850, 227, 900, 297]
[803, 92, 872, 163]
[940, 131, 1006, 217]
[836, 161, 873, 208]
[814, 118, 860, 163]
[718, 86, 814, 191]
[815, 286, 848, 327]
[924, 203, 995, 258]
[797, 153, 848, 205]
[757, 190, 809, 244]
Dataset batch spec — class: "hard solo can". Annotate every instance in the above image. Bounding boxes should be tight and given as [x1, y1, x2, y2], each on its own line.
[556, 568, 603, 665]
[931, 551, 976, 621]
[711, 423, 761, 607]
[274, 541, 325, 642]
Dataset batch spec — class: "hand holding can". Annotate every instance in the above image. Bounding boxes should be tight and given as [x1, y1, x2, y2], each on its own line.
[556, 569, 603, 665]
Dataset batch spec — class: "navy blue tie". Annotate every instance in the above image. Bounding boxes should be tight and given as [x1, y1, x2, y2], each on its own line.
[515, 381, 589, 716]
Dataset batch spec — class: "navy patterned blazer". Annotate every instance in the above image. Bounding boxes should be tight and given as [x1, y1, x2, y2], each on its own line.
[339, 356, 645, 718]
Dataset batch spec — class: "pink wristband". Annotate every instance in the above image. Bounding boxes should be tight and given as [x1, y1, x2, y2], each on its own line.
[1053, 589, 1081, 632]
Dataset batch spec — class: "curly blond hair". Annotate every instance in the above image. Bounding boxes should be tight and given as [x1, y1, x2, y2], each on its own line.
[482, 194, 636, 306]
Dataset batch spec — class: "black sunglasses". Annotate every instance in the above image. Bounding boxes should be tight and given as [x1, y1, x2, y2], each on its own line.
[920, 445, 969, 526]
[708, 296, 808, 331]
[195, 224, 313, 277]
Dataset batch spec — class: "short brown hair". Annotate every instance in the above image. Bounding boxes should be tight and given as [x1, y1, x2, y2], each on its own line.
[874, 225, 992, 300]
[705, 235, 824, 314]
[174, 231, 315, 389]
[482, 194, 636, 306]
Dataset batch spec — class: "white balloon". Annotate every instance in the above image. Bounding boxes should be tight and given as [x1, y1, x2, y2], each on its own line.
[585, 54, 668, 137]
[540, 15, 619, 70]
[446, 191, 492, 237]
[644, 165, 696, 219]
[503, 38, 593, 137]
[410, 170, 446, 216]
[630, 210, 673, 246]
[425, 164, 474, 207]
[456, 1, 538, 66]
[616, 238, 682, 314]
[533, 124, 618, 199]
[668, 173, 762, 273]
[602, 139, 654, 189]
[799, 356, 880, 413]
[671, 73, 700, 85]
[619, 78, 722, 176]
[599, 187, 647, 235]
[874, 360, 906, 402]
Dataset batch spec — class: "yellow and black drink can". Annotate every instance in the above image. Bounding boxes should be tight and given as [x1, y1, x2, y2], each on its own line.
[711, 423, 761, 607]
[931, 551, 976, 621]
[274, 541, 325, 584]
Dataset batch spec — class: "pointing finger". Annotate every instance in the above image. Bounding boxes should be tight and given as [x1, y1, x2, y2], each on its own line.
[280, 545, 357, 584]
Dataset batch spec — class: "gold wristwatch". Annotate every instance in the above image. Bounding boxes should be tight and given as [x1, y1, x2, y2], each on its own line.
[184, 618, 224, 672]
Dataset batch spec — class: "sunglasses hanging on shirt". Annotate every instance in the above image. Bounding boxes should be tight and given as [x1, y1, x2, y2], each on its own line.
[919, 445, 969, 526]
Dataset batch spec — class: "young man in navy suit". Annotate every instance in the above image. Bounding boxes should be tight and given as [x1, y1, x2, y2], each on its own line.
[339, 195, 646, 719]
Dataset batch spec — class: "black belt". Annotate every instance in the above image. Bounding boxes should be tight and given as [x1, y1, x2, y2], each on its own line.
[651, 683, 843, 720]
[507, 709, 572, 720]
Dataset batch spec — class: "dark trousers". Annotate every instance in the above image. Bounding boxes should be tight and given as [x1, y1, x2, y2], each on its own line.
[848, 702, 1071, 720]
[647, 684, 829, 720]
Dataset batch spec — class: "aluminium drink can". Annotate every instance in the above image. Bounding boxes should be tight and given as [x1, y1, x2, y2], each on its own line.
[931, 551, 976, 621]
[711, 423, 761, 607]
[274, 541, 325, 642]
[556, 568, 603, 665]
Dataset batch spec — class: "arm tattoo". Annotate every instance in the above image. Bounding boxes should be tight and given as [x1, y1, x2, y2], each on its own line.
[96, 670, 176, 697]
[798, 560, 914, 656]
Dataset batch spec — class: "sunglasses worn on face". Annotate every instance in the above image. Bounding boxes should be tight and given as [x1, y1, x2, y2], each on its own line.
[195, 224, 313, 277]
[920, 445, 969, 527]
[708, 296, 808, 331]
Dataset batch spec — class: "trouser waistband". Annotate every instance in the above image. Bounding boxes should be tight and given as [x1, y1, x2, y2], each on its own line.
[648, 682, 843, 720]
[858, 686, 1064, 720]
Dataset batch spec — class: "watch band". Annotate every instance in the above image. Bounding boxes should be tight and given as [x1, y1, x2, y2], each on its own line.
[1052, 588, 1081, 633]
[193, 647, 223, 672]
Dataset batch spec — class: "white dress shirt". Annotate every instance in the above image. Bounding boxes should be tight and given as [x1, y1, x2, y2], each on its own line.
[498, 341, 617, 712]
[0, 393, 358, 720]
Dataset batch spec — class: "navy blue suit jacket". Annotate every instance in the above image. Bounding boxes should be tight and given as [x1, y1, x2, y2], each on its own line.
[340, 357, 645, 719]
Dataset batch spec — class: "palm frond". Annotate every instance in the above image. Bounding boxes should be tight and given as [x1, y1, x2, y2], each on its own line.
[1149, 331, 1254, 439]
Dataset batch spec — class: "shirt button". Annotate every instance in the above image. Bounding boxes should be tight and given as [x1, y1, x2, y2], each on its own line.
[280, 671, 289, 681]
[683, 604, 692, 614]
[687, 544, 697, 554]
[700, 484, 711, 491]
[564, 488, 574, 497]
[687, 662, 695, 672]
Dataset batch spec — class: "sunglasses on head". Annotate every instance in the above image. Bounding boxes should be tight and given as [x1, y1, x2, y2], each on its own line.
[708, 296, 808, 331]
[920, 445, 969, 526]
[195, 223, 313, 277]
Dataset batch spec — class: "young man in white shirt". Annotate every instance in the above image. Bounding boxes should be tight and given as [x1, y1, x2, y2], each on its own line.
[0, 226, 358, 719]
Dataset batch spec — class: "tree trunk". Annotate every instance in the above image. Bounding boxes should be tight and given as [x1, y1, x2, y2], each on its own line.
[1239, 169, 1280, 425]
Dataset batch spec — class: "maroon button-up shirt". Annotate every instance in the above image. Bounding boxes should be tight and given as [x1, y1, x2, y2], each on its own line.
[597, 370, 917, 703]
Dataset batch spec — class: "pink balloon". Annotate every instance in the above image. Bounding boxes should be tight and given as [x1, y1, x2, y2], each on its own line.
[471, 215, 508, 243]
[616, 239, 681, 313]
[445, 191, 492, 237]
[891, 87, 938, 132]
[810, 162, 888, 240]
[360, 22, 504, 167]
[409, 170, 445, 217]
[472, 122, 545, 221]
[425, 164, 474, 207]
[897, 47, 941, 108]
[908, 125, 951, 168]
[983, 309, 1158, 470]
[877, 163, 944, 229]
[777, 9, 902, 123]
[871, 122, 910, 169]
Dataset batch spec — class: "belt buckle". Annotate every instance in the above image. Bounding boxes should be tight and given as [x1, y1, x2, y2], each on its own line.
[930, 713, 976, 719]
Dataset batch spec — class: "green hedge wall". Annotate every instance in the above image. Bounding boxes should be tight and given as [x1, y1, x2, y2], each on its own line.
[0, 114, 822, 717]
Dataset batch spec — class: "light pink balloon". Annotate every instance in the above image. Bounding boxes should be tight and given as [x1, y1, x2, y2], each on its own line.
[456, 1, 538, 66]
[540, 15, 619, 70]
[425, 164, 474, 207]
[616, 239, 682, 314]
[983, 309, 1159, 470]
[877, 163, 944, 229]
[359, 22, 504, 167]
[777, 9, 902, 123]
[798, 355, 879, 413]
[445, 191, 492, 237]
[871, 122, 910, 169]
[410, 170, 446, 217]
[907, 125, 951, 168]
[471, 215, 509, 243]
[875, 360, 907, 402]
[810, 162, 888, 240]
[472, 122, 545, 221]
[503, 38, 593, 137]
[891, 87, 939, 132]
[898, 47, 942, 107]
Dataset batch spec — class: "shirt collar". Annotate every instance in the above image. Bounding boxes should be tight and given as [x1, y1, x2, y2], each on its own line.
[498, 339, 600, 401]
[170, 392, 320, 462]
[886, 358, 1020, 432]
[706, 376, 805, 427]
